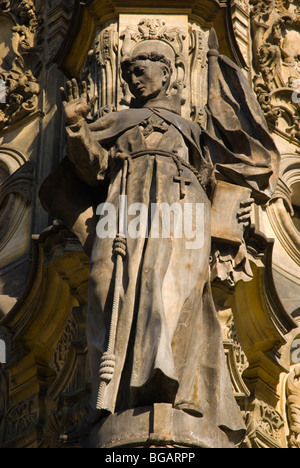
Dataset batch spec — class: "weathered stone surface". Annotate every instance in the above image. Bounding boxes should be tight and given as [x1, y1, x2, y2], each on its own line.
[38, 22, 283, 448]
[0, 2, 299, 450]
[83, 404, 233, 449]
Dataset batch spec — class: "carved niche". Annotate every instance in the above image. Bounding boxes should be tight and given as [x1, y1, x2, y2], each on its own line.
[0, 0, 42, 132]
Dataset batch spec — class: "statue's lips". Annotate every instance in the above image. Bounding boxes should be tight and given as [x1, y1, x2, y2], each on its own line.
[134, 85, 146, 94]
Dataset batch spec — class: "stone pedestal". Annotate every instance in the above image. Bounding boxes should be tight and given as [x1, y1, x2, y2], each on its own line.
[82, 404, 233, 448]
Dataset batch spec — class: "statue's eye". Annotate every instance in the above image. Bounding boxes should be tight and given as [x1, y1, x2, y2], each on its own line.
[134, 67, 145, 77]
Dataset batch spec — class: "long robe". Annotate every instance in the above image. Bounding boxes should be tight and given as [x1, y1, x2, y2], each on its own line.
[39, 45, 283, 446]
[40, 106, 241, 443]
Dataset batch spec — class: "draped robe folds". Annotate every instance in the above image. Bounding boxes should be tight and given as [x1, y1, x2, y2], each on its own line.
[39, 101, 278, 446]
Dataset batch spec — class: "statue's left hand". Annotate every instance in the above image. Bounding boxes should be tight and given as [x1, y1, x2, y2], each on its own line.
[237, 197, 254, 230]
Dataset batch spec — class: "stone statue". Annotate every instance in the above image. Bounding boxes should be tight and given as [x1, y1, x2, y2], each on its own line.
[39, 30, 279, 448]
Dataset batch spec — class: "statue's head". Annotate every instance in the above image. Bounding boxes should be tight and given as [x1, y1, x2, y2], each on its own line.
[121, 41, 174, 105]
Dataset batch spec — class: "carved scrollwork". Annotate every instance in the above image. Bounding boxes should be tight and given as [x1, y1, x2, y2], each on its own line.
[266, 153, 300, 269]
[189, 23, 208, 125]
[0, 0, 42, 132]
[3, 395, 39, 438]
[121, 18, 187, 59]
[244, 399, 285, 447]
[84, 22, 119, 117]
[218, 307, 250, 400]
[49, 317, 77, 375]
[249, 0, 300, 144]
[0, 0, 10, 12]
[286, 364, 300, 448]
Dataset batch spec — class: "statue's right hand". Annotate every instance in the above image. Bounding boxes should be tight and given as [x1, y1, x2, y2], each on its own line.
[60, 79, 97, 127]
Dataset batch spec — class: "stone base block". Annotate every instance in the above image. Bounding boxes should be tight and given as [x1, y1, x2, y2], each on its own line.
[83, 403, 233, 448]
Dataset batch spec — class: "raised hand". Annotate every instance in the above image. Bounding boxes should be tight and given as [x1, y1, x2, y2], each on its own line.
[60, 79, 97, 126]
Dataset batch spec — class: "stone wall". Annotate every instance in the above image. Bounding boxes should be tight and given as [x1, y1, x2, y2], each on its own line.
[0, 0, 299, 448]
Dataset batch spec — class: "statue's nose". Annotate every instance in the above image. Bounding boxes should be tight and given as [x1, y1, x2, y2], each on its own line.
[131, 75, 140, 85]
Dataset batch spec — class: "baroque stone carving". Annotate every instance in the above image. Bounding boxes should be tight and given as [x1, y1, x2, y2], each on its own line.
[46, 305, 91, 448]
[188, 21, 209, 126]
[0, 147, 33, 268]
[266, 153, 300, 270]
[0, 0, 42, 131]
[286, 364, 300, 448]
[82, 22, 119, 119]
[229, 0, 251, 69]
[218, 307, 250, 400]
[49, 316, 78, 375]
[249, 0, 300, 144]
[3, 396, 39, 439]
[244, 399, 285, 448]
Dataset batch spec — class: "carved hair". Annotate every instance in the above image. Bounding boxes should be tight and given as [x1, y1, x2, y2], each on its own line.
[121, 52, 173, 83]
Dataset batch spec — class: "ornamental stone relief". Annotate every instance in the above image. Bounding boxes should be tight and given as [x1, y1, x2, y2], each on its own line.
[286, 363, 300, 448]
[244, 399, 286, 448]
[0, 146, 33, 270]
[249, 0, 300, 145]
[0, 0, 42, 132]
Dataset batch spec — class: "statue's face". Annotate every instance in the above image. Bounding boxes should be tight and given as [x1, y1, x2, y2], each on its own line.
[126, 59, 170, 103]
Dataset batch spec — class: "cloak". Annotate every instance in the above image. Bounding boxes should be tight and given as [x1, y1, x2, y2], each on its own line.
[39, 102, 279, 256]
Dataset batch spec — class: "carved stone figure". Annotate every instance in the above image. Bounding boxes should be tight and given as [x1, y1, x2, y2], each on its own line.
[39, 30, 279, 447]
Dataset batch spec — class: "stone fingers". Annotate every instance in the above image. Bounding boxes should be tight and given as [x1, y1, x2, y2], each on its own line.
[81, 81, 88, 100]
[71, 78, 79, 99]
[240, 197, 254, 208]
[237, 198, 254, 227]
[60, 79, 80, 103]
